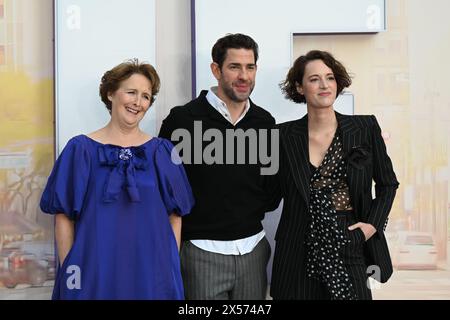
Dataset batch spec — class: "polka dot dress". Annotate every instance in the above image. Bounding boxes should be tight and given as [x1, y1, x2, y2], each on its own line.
[305, 130, 357, 300]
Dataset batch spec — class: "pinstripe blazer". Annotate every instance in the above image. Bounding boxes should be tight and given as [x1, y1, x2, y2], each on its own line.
[270, 112, 399, 299]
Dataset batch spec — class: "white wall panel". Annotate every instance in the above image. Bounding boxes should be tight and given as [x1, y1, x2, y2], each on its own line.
[55, 0, 156, 153]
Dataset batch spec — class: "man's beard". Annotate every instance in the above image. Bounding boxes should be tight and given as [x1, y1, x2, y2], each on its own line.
[222, 82, 254, 103]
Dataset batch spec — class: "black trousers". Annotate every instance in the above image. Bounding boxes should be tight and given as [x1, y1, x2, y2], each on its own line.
[300, 211, 373, 300]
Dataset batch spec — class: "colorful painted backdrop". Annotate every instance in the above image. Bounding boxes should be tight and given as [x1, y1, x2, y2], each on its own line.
[0, 0, 54, 299]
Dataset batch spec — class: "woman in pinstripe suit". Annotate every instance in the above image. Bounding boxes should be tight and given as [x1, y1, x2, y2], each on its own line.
[269, 50, 399, 300]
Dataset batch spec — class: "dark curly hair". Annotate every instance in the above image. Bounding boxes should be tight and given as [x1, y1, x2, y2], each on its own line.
[212, 33, 259, 69]
[280, 50, 352, 104]
[99, 59, 160, 113]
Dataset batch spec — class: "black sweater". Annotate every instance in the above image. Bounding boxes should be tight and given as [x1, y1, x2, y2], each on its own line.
[158, 91, 277, 240]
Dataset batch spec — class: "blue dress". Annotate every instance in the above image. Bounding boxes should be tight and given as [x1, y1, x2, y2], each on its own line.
[40, 135, 194, 300]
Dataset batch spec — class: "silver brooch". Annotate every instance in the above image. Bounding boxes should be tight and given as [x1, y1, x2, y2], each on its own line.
[119, 148, 133, 161]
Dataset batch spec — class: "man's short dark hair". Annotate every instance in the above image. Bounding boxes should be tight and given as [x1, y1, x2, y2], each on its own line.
[211, 33, 259, 69]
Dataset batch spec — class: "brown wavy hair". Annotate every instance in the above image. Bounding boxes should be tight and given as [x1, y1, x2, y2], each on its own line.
[99, 59, 160, 113]
[280, 50, 352, 104]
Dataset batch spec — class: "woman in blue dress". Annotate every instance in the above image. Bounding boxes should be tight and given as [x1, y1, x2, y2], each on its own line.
[40, 59, 194, 299]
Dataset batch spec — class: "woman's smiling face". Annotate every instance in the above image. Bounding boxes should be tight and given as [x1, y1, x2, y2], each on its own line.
[297, 59, 337, 110]
[108, 73, 153, 128]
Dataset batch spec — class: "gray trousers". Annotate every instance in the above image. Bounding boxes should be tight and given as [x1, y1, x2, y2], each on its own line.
[180, 237, 271, 300]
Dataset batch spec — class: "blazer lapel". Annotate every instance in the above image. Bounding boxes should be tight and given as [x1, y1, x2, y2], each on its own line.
[286, 115, 310, 206]
[336, 112, 363, 199]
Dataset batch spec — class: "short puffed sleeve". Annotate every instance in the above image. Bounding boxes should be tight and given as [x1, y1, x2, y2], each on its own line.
[40, 136, 91, 219]
[154, 138, 194, 216]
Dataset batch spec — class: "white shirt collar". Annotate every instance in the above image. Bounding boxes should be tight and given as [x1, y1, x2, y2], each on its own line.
[206, 87, 250, 125]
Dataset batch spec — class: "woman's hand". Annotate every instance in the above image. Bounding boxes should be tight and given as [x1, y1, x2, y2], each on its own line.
[55, 213, 75, 265]
[348, 222, 376, 241]
[169, 213, 182, 252]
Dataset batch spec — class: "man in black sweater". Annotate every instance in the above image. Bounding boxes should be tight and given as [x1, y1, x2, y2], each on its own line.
[159, 33, 278, 300]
